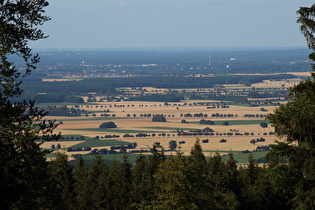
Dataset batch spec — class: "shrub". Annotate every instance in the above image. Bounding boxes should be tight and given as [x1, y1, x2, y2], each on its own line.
[260, 122, 268, 128]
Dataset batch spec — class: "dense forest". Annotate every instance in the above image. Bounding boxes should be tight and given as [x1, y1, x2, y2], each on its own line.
[16, 139, 313, 209]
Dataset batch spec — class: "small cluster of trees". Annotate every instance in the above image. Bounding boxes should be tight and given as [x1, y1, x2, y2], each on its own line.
[103, 135, 120, 139]
[99, 122, 117, 129]
[177, 127, 215, 136]
[243, 114, 267, 118]
[200, 119, 215, 125]
[250, 138, 266, 145]
[51, 144, 61, 149]
[152, 114, 167, 122]
[59, 136, 85, 141]
[180, 113, 209, 117]
[67, 147, 92, 152]
[211, 113, 238, 118]
[100, 113, 116, 117]
[87, 143, 138, 155]
[44, 106, 88, 117]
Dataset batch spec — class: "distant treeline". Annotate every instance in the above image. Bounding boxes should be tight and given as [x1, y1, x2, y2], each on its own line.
[128, 92, 184, 102]
[22, 73, 296, 90]
[17, 74, 296, 104]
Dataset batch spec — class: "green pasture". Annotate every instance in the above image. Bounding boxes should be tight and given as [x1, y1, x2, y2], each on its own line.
[45, 152, 61, 158]
[222, 150, 269, 163]
[70, 139, 131, 148]
[189, 119, 269, 126]
[220, 120, 269, 126]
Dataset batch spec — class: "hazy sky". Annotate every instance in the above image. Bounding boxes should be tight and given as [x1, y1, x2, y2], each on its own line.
[31, 0, 315, 49]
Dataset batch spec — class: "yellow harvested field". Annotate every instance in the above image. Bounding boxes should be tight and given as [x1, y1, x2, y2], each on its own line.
[43, 100, 279, 156]
[286, 72, 311, 76]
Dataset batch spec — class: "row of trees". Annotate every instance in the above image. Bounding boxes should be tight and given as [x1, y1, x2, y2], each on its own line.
[44, 106, 88, 116]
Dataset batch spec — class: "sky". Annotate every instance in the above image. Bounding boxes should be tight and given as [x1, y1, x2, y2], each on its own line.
[31, 0, 315, 50]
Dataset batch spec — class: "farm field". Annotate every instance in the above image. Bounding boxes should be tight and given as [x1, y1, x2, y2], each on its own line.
[39, 73, 309, 161]
[42, 99, 277, 161]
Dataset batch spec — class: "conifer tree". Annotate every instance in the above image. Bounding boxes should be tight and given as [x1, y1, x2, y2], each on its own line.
[0, 1, 59, 208]
[266, 4, 315, 208]
[73, 156, 91, 210]
[131, 154, 151, 206]
[187, 139, 214, 209]
[48, 153, 75, 209]
[224, 154, 242, 198]
[105, 155, 132, 209]
[154, 156, 198, 209]
[88, 155, 109, 209]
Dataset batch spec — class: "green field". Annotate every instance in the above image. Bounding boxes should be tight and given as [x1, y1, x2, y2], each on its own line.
[190, 119, 269, 126]
[70, 139, 132, 148]
[223, 151, 269, 163]
[71, 150, 269, 166]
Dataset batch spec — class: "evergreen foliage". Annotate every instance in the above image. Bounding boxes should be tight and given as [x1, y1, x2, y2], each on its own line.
[0, 1, 60, 208]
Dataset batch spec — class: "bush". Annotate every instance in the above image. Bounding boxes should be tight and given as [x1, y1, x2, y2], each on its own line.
[223, 121, 229, 126]
[260, 122, 268, 128]
[169, 140, 177, 150]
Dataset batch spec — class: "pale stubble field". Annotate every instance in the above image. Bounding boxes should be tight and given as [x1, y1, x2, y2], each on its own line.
[43, 100, 277, 156]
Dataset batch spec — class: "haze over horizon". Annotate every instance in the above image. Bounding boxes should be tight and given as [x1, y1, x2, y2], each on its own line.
[31, 0, 314, 50]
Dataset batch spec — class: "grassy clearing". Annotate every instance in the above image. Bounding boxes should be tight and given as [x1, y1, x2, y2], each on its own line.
[45, 152, 61, 158]
[222, 151, 269, 163]
[70, 139, 132, 148]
